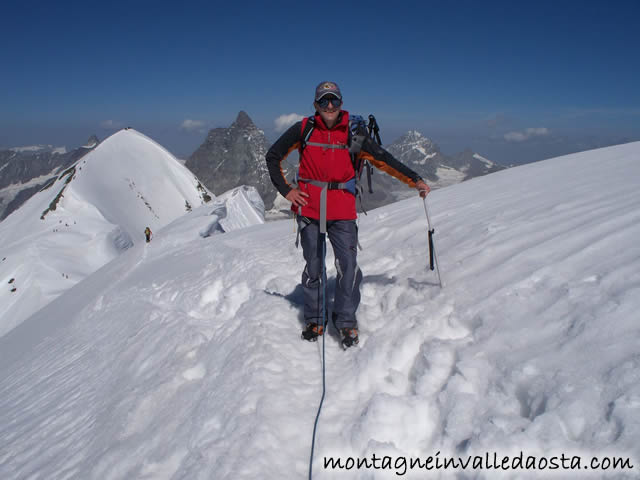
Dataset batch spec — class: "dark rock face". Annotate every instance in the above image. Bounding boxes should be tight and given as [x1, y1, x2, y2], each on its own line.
[186, 112, 276, 209]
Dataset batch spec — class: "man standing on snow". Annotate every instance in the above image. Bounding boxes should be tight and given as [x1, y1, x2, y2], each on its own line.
[266, 81, 430, 349]
[144, 226, 152, 243]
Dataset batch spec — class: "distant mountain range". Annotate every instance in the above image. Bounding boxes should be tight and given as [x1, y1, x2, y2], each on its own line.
[2, 113, 506, 222]
[361, 130, 506, 209]
[386, 130, 504, 184]
[184, 112, 506, 213]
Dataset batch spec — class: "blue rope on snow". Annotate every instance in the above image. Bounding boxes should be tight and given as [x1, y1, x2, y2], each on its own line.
[308, 233, 327, 480]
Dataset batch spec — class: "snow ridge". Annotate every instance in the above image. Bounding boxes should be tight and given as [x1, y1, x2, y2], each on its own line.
[0, 128, 217, 336]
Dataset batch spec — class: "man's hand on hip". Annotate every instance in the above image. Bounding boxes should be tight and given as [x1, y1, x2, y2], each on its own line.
[286, 188, 310, 207]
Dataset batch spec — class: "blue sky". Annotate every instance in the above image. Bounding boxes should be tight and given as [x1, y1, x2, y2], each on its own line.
[1, 0, 639, 165]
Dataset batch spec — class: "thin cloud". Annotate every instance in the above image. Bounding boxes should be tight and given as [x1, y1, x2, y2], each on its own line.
[100, 120, 123, 130]
[275, 113, 304, 133]
[504, 127, 550, 142]
[180, 119, 206, 133]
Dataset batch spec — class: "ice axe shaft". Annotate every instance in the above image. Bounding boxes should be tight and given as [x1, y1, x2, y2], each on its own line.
[422, 198, 443, 288]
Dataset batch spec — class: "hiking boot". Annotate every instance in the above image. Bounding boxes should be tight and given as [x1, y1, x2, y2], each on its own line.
[340, 327, 359, 349]
[301, 322, 324, 342]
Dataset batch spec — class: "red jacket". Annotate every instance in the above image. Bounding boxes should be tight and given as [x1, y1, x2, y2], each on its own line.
[266, 110, 423, 221]
[297, 111, 357, 220]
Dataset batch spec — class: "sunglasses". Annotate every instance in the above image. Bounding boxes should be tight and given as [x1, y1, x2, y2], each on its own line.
[316, 96, 342, 109]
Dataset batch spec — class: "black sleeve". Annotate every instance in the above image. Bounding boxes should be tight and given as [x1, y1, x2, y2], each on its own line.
[360, 136, 423, 185]
[265, 121, 302, 198]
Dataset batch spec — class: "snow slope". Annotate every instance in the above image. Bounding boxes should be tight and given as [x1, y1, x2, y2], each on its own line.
[1, 142, 639, 479]
[0, 128, 216, 337]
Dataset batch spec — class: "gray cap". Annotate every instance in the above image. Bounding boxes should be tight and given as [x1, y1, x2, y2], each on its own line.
[314, 81, 342, 101]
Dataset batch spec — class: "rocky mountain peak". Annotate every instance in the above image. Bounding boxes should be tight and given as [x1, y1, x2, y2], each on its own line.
[233, 111, 255, 130]
[386, 131, 441, 181]
[185, 112, 276, 209]
[397, 130, 435, 148]
[406, 130, 424, 140]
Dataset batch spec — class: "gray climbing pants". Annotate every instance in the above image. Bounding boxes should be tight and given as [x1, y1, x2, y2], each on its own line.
[299, 217, 362, 329]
